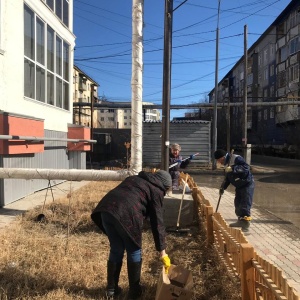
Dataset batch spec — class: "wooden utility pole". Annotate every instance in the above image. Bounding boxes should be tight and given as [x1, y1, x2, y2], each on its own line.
[243, 25, 248, 160]
[161, 0, 173, 171]
[212, 0, 221, 170]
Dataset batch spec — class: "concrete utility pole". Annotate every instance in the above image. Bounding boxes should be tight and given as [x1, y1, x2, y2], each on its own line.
[243, 25, 248, 160]
[212, 0, 221, 170]
[161, 0, 173, 171]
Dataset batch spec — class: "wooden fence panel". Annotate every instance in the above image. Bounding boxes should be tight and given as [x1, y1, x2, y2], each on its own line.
[192, 187, 300, 300]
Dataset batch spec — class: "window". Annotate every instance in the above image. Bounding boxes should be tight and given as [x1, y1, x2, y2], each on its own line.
[279, 46, 287, 62]
[270, 44, 275, 58]
[124, 116, 127, 119]
[108, 109, 114, 113]
[270, 65, 274, 77]
[46, 0, 69, 27]
[264, 109, 268, 120]
[264, 48, 268, 65]
[24, 4, 70, 110]
[264, 67, 269, 80]
[290, 64, 299, 82]
[270, 107, 274, 119]
[277, 71, 286, 88]
[290, 37, 299, 55]
[290, 10, 299, 28]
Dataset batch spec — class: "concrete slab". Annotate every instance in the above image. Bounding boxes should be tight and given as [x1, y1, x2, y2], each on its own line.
[163, 191, 194, 228]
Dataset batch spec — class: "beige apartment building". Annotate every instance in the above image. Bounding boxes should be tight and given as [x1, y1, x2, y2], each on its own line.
[97, 102, 161, 128]
[73, 65, 99, 128]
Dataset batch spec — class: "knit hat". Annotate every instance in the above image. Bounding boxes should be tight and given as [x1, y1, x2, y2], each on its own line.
[171, 143, 181, 151]
[155, 170, 172, 189]
[214, 149, 226, 159]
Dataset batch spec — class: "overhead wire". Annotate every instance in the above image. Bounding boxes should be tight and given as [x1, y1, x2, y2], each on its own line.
[74, 0, 287, 105]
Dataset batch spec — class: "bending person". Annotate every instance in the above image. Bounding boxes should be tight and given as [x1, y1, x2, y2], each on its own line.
[214, 149, 254, 232]
[91, 170, 172, 300]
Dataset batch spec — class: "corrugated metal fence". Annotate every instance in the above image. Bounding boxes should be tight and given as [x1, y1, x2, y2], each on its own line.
[143, 120, 211, 167]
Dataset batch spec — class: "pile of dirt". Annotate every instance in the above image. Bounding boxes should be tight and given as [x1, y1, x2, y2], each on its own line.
[0, 181, 241, 299]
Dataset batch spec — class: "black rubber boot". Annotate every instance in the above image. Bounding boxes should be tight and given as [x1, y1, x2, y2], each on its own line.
[127, 261, 143, 300]
[106, 261, 122, 299]
[229, 218, 250, 232]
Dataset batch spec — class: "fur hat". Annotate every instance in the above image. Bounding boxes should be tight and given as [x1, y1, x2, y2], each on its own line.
[214, 149, 226, 159]
[171, 143, 181, 151]
[155, 170, 172, 189]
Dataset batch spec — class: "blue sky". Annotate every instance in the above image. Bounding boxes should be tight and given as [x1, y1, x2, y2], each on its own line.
[73, 0, 291, 119]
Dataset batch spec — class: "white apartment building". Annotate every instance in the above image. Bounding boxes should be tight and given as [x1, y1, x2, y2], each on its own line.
[0, 0, 90, 206]
[97, 102, 161, 128]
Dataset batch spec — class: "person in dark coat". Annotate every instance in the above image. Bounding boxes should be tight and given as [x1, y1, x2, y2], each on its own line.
[214, 149, 255, 232]
[91, 170, 172, 300]
[169, 143, 194, 190]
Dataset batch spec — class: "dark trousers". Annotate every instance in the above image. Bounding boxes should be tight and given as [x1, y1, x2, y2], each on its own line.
[234, 180, 255, 217]
[101, 212, 142, 263]
[169, 170, 180, 187]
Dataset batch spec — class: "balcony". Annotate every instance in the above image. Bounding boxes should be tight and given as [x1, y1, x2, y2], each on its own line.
[79, 81, 87, 91]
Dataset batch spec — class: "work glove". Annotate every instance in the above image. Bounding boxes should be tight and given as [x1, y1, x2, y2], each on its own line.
[219, 188, 224, 195]
[161, 254, 171, 274]
[225, 166, 232, 173]
[189, 154, 195, 160]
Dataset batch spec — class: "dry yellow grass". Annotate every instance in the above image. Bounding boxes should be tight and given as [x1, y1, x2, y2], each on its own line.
[0, 181, 241, 300]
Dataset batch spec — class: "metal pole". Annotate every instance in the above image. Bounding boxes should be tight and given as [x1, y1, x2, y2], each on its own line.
[212, 0, 221, 170]
[90, 84, 95, 152]
[161, 0, 173, 171]
[243, 25, 248, 159]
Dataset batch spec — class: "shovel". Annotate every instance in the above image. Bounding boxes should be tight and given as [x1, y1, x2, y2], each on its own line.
[167, 174, 190, 234]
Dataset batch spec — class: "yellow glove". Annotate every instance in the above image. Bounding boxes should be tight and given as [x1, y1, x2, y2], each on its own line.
[225, 166, 232, 173]
[160, 254, 171, 274]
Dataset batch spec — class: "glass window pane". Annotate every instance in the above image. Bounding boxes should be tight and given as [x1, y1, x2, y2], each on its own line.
[55, 0, 62, 20]
[36, 66, 45, 102]
[46, 0, 54, 10]
[47, 26, 54, 71]
[36, 18, 45, 65]
[24, 58, 35, 98]
[56, 36, 62, 76]
[24, 5, 35, 59]
[63, 0, 69, 27]
[63, 41, 69, 80]
[47, 72, 54, 105]
[56, 77, 62, 108]
[63, 82, 69, 110]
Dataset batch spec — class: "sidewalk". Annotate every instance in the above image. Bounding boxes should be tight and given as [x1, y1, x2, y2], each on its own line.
[0, 180, 90, 230]
[199, 184, 300, 295]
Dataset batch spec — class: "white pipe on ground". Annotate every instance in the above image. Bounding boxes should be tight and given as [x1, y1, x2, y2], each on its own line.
[0, 168, 132, 181]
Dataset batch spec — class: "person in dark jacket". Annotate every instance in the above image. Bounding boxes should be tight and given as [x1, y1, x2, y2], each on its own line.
[91, 170, 172, 300]
[169, 143, 194, 190]
[214, 149, 255, 232]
